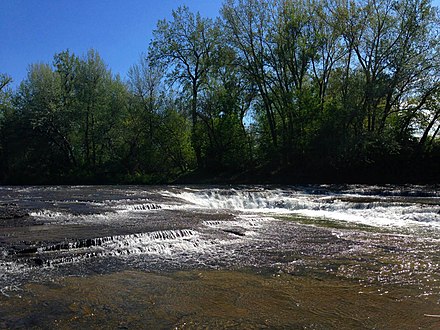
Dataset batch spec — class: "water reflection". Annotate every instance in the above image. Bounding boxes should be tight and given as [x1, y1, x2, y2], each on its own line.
[1, 270, 439, 329]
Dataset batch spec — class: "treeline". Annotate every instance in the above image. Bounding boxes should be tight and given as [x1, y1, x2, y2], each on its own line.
[1, 0, 439, 184]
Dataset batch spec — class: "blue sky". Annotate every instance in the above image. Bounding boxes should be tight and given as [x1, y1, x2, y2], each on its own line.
[1, 0, 439, 89]
[0, 0, 223, 88]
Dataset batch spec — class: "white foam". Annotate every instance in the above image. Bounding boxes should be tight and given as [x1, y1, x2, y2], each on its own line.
[30, 210, 68, 218]
[116, 203, 162, 213]
[36, 229, 224, 267]
[163, 189, 440, 230]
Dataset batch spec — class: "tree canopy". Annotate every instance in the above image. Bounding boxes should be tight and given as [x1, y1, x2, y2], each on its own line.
[1, 0, 439, 184]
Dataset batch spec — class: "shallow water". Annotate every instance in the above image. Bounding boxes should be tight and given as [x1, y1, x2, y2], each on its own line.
[1, 185, 439, 328]
[2, 270, 439, 329]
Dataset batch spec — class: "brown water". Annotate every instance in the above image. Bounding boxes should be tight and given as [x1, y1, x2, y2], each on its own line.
[1, 270, 439, 329]
[1, 185, 439, 329]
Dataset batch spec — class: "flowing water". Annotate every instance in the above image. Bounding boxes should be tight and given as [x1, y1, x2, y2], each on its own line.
[0, 185, 439, 329]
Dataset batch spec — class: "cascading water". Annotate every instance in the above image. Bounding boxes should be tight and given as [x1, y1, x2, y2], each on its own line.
[164, 186, 440, 230]
[1, 185, 440, 328]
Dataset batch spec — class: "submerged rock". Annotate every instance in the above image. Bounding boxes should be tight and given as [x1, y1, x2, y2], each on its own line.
[222, 228, 246, 237]
[0, 204, 33, 228]
[0, 203, 29, 220]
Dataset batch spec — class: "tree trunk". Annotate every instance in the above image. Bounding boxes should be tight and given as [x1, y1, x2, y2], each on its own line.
[191, 82, 203, 168]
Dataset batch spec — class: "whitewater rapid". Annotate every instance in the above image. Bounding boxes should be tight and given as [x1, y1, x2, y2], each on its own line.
[1, 184, 439, 296]
[162, 186, 440, 230]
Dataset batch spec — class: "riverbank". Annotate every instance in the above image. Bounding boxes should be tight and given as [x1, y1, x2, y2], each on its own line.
[2, 150, 439, 186]
[175, 158, 440, 185]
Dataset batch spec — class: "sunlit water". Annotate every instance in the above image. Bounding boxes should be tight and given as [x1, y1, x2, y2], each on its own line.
[1, 185, 439, 328]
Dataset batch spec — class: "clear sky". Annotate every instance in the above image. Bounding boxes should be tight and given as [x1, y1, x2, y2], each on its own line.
[1, 0, 439, 89]
[0, 0, 223, 88]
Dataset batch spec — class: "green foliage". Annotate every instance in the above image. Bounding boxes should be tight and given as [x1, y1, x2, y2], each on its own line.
[0, 49, 195, 183]
[1, 0, 439, 183]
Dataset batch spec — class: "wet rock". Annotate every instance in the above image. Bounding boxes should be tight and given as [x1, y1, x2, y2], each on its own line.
[0, 203, 34, 228]
[222, 229, 246, 237]
[0, 203, 29, 220]
[31, 258, 44, 267]
[18, 247, 38, 254]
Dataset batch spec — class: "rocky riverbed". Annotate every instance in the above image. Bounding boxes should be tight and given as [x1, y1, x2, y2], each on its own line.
[1, 185, 439, 328]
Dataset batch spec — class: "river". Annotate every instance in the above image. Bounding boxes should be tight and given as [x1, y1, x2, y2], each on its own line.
[1, 185, 439, 328]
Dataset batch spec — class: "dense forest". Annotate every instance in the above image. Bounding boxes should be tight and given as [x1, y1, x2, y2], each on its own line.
[0, 0, 439, 184]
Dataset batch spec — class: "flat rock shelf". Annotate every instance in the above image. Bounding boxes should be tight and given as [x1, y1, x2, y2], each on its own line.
[1, 185, 439, 329]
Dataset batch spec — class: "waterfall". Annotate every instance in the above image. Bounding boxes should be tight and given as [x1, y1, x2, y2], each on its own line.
[164, 188, 440, 229]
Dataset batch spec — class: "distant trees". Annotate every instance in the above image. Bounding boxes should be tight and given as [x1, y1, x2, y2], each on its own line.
[0, 73, 13, 180]
[149, 5, 255, 171]
[220, 0, 440, 178]
[126, 55, 195, 178]
[0, 0, 439, 184]
[149, 6, 220, 168]
[0, 50, 194, 183]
